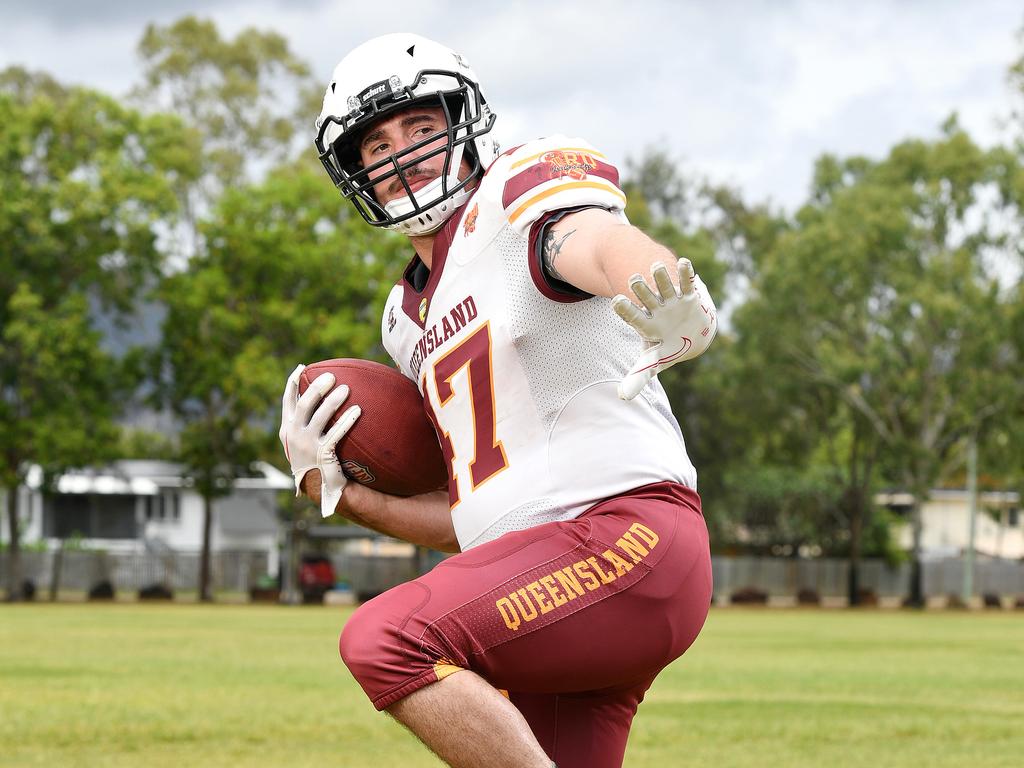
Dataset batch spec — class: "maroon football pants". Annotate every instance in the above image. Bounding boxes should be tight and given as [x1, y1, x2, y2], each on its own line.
[339, 482, 712, 768]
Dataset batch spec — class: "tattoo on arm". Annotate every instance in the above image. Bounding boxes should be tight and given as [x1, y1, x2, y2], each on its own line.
[542, 228, 576, 281]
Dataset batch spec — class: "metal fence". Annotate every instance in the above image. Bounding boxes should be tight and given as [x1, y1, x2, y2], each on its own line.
[1, 550, 268, 593]
[4, 550, 1022, 601]
[712, 555, 1024, 601]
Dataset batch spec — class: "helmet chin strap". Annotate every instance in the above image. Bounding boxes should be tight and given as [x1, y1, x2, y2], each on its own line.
[383, 114, 471, 237]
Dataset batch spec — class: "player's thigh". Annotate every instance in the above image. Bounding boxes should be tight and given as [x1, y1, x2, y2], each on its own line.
[340, 484, 710, 706]
[338, 513, 600, 707]
[428, 485, 712, 693]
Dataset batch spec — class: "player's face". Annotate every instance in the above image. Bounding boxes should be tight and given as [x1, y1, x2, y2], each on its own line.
[357, 106, 470, 208]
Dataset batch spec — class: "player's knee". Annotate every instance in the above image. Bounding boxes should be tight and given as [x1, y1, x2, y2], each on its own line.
[338, 584, 424, 684]
[338, 599, 387, 679]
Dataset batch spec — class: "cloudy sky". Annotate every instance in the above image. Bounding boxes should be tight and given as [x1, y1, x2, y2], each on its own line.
[3, 0, 1022, 210]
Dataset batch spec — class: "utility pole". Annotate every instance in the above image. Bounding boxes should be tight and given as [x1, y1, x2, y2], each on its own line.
[962, 433, 978, 607]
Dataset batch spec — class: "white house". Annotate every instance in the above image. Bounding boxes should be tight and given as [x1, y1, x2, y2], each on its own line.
[2, 460, 292, 575]
[878, 489, 1022, 559]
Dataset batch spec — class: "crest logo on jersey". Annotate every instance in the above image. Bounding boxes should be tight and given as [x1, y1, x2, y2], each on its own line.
[463, 203, 479, 236]
[387, 306, 396, 333]
[341, 460, 375, 484]
[541, 150, 598, 181]
[419, 297, 429, 322]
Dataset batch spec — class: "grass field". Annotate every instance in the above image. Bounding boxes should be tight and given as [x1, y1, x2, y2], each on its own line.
[1, 604, 1022, 767]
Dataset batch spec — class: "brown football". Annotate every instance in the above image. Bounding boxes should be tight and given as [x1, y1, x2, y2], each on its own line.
[297, 359, 447, 497]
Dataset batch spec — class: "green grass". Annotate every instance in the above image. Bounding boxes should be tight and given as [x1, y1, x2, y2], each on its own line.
[1, 605, 1022, 767]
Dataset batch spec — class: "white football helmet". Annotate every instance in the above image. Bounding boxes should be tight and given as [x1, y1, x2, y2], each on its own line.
[315, 33, 498, 236]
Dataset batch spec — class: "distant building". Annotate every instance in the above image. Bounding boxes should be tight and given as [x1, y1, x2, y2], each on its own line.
[877, 489, 1022, 559]
[1, 460, 292, 574]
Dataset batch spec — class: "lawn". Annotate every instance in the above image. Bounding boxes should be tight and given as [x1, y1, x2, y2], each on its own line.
[0, 604, 1021, 767]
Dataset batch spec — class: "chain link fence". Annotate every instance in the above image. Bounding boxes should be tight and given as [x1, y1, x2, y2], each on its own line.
[1, 549, 268, 594]
[4, 550, 1021, 602]
[712, 555, 1024, 602]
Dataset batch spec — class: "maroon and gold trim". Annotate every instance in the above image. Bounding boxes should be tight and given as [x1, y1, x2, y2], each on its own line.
[399, 198, 469, 328]
[525, 206, 611, 304]
[501, 158, 621, 211]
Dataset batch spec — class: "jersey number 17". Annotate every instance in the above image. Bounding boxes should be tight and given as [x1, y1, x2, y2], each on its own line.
[422, 322, 509, 508]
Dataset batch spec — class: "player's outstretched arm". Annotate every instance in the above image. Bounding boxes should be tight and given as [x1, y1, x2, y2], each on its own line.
[302, 470, 459, 552]
[541, 208, 718, 399]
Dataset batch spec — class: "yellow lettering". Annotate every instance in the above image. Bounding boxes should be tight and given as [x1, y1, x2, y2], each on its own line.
[573, 561, 601, 591]
[587, 556, 617, 585]
[539, 575, 567, 607]
[496, 598, 520, 631]
[616, 531, 649, 564]
[629, 522, 659, 549]
[511, 589, 538, 622]
[526, 580, 554, 614]
[554, 567, 586, 599]
[602, 549, 634, 577]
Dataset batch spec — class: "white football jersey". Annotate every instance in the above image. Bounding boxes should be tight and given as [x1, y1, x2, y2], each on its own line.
[381, 135, 697, 550]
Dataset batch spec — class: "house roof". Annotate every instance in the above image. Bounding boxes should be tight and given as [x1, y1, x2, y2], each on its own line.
[25, 460, 293, 494]
[876, 489, 1020, 507]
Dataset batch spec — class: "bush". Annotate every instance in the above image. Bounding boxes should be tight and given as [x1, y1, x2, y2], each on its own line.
[946, 593, 967, 609]
[138, 583, 173, 601]
[855, 588, 878, 607]
[730, 586, 768, 605]
[88, 580, 115, 600]
[796, 588, 820, 605]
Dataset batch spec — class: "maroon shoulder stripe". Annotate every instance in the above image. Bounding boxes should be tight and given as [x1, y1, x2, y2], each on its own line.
[502, 158, 620, 209]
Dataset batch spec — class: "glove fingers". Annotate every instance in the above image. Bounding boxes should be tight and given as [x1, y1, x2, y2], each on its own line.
[678, 259, 696, 296]
[618, 345, 661, 400]
[651, 262, 678, 302]
[295, 372, 335, 427]
[618, 367, 655, 401]
[279, 364, 305, 441]
[282, 364, 304, 409]
[317, 406, 361, 519]
[612, 294, 652, 333]
[628, 274, 662, 314]
[321, 404, 362, 449]
[307, 385, 350, 436]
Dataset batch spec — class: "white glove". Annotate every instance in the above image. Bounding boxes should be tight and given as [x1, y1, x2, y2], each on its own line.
[612, 258, 718, 401]
[278, 364, 362, 518]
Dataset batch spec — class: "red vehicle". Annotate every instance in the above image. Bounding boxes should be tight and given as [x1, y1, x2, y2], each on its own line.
[298, 554, 336, 604]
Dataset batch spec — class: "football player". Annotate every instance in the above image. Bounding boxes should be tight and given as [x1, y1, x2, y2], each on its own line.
[280, 33, 717, 768]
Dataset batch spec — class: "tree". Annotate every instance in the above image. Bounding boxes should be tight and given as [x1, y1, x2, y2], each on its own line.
[131, 17, 324, 599]
[0, 71, 193, 599]
[153, 162, 404, 600]
[734, 122, 1019, 605]
[133, 16, 320, 215]
[625, 148, 693, 223]
[2, 288, 122, 598]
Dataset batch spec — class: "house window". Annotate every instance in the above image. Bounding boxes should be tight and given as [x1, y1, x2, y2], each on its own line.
[144, 494, 180, 523]
[44, 494, 137, 539]
[145, 495, 164, 521]
[166, 492, 180, 521]
[1009, 508, 1019, 528]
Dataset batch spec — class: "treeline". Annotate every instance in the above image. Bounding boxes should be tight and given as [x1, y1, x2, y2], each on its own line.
[2, 18, 1022, 604]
